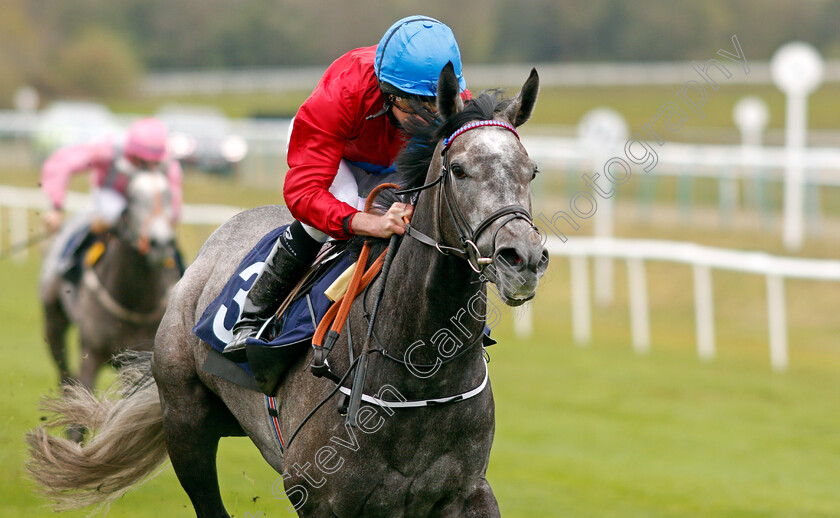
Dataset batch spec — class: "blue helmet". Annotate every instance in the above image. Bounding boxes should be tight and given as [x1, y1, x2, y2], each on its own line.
[375, 15, 467, 98]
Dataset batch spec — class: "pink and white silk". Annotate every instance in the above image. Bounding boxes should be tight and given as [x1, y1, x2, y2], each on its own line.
[41, 138, 183, 222]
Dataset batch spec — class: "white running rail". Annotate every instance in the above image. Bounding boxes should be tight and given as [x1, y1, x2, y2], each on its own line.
[520, 236, 840, 371]
[0, 185, 242, 260]
[4, 185, 840, 371]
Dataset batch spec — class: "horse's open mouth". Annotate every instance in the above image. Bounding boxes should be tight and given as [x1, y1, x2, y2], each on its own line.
[483, 265, 541, 307]
[502, 292, 536, 307]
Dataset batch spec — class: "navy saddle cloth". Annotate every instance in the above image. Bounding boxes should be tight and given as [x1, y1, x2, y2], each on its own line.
[194, 224, 494, 393]
[193, 225, 353, 375]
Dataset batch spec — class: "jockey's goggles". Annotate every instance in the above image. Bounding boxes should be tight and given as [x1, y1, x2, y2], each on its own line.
[389, 95, 437, 116]
[128, 155, 162, 171]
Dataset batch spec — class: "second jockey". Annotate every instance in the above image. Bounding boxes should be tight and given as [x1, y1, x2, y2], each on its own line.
[40, 117, 184, 281]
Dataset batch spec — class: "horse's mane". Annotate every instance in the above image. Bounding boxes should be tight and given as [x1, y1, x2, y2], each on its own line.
[349, 90, 512, 260]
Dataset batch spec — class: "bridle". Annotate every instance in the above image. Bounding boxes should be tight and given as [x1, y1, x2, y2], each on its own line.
[122, 171, 173, 256]
[398, 119, 538, 273]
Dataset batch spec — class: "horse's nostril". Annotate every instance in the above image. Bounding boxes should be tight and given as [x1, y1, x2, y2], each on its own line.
[496, 248, 523, 268]
[540, 249, 550, 266]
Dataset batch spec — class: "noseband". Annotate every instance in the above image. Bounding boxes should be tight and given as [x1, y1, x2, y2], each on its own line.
[398, 119, 537, 273]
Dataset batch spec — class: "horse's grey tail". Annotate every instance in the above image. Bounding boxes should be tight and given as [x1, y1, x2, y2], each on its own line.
[25, 350, 168, 512]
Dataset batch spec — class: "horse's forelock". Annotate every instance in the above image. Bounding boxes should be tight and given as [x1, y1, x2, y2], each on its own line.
[385, 91, 510, 199]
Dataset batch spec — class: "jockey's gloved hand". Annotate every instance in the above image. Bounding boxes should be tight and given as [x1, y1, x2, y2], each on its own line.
[90, 217, 110, 235]
[44, 208, 63, 234]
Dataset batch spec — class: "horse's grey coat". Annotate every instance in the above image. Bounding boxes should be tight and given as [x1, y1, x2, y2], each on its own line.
[152, 66, 546, 517]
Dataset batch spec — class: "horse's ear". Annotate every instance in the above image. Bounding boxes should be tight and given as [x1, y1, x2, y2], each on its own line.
[437, 61, 463, 119]
[501, 68, 539, 127]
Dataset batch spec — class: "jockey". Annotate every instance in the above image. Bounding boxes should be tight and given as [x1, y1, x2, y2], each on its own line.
[41, 117, 184, 281]
[223, 15, 470, 360]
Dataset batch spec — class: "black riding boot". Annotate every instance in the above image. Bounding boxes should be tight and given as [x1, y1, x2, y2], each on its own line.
[222, 222, 322, 362]
[60, 227, 98, 285]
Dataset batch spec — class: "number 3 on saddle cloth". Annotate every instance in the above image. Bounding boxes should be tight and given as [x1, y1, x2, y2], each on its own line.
[193, 224, 355, 395]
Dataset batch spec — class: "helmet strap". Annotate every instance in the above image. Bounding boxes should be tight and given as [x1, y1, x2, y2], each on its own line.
[365, 95, 393, 121]
[385, 102, 402, 129]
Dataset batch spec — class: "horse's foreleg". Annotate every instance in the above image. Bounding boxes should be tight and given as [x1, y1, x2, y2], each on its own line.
[43, 301, 72, 385]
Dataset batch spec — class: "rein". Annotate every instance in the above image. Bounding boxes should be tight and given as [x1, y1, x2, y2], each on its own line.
[82, 268, 168, 325]
[398, 119, 536, 273]
[309, 183, 398, 382]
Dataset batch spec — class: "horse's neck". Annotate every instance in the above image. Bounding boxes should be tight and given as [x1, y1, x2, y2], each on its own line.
[366, 191, 488, 376]
[94, 239, 165, 311]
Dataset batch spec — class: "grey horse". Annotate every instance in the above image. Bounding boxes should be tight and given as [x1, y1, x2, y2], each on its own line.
[27, 65, 547, 517]
[39, 169, 181, 391]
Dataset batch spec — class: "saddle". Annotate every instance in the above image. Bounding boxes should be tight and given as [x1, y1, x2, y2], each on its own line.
[194, 225, 356, 394]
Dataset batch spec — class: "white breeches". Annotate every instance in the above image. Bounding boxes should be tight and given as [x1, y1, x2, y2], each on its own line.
[301, 159, 379, 243]
[92, 187, 127, 226]
[288, 118, 395, 243]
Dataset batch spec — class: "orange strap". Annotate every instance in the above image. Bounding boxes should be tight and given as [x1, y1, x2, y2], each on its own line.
[332, 243, 369, 334]
[311, 249, 385, 348]
[311, 181, 402, 350]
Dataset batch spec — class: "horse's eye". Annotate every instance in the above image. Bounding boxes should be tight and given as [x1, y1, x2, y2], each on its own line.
[531, 165, 540, 181]
[450, 162, 467, 179]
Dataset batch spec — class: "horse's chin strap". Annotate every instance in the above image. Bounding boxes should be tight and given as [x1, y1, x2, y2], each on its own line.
[399, 119, 537, 274]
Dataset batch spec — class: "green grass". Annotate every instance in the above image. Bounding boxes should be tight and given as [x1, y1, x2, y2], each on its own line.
[490, 337, 840, 517]
[483, 253, 840, 517]
[3, 253, 840, 517]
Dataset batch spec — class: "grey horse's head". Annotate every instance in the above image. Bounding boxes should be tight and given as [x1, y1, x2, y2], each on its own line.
[121, 170, 177, 265]
[432, 64, 548, 306]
